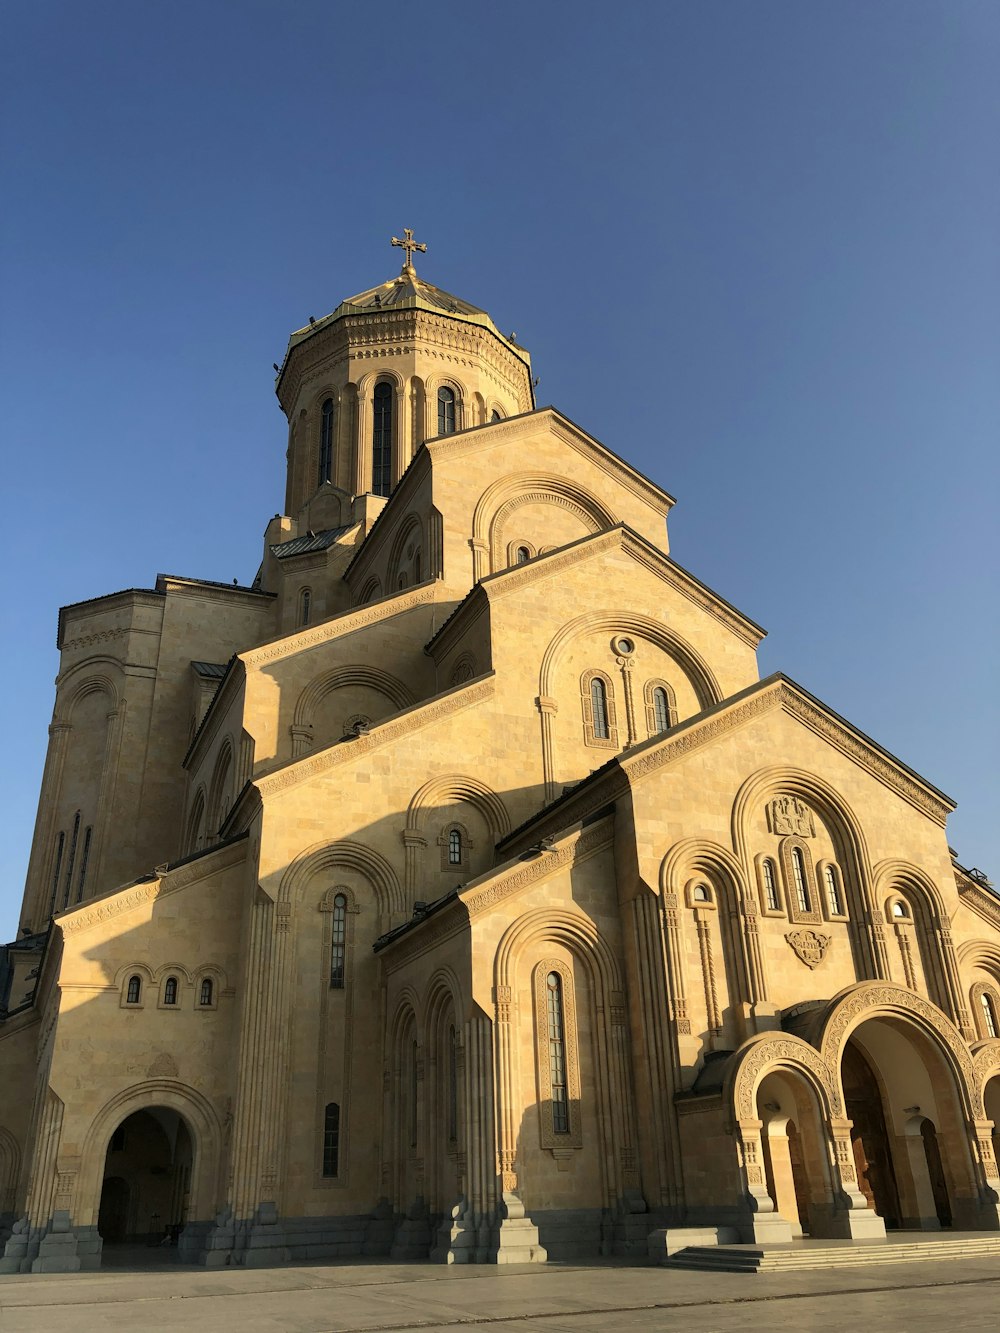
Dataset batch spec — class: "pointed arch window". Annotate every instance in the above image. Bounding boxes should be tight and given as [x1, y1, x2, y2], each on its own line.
[791, 847, 810, 912]
[437, 386, 457, 436]
[323, 1102, 341, 1177]
[981, 991, 999, 1040]
[330, 892, 347, 989]
[761, 858, 780, 912]
[318, 397, 335, 484]
[126, 975, 142, 1005]
[823, 863, 844, 917]
[372, 382, 393, 497]
[546, 972, 570, 1135]
[163, 976, 179, 1006]
[199, 978, 214, 1006]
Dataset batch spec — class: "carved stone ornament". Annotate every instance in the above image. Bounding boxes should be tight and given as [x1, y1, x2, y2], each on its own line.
[785, 929, 831, 969]
[768, 795, 815, 838]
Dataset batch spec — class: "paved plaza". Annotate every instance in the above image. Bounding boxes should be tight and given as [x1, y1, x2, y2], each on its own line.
[1, 1253, 1000, 1332]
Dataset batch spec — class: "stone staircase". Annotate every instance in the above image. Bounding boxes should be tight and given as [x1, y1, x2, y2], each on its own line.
[665, 1234, 1000, 1273]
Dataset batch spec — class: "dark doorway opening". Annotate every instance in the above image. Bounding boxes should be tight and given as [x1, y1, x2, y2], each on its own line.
[843, 1041, 902, 1228]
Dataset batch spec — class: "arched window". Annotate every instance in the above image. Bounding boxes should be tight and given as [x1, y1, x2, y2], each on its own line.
[515, 545, 531, 565]
[546, 972, 570, 1135]
[163, 976, 178, 1006]
[414, 551, 421, 583]
[299, 587, 311, 627]
[76, 826, 93, 903]
[318, 397, 334, 484]
[651, 687, 670, 734]
[63, 811, 81, 909]
[490, 408, 502, 422]
[199, 978, 214, 1006]
[372, 382, 393, 497]
[48, 830, 65, 916]
[323, 1102, 340, 1177]
[448, 1024, 458, 1141]
[437, 386, 456, 436]
[126, 975, 142, 1005]
[397, 573, 408, 590]
[591, 677, 610, 740]
[330, 892, 347, 989]
[692, 883, 711, 903]
[448, 828, 462, 865]
[791, 847, 810, 912]
[980, 990, 999, 1040]
[824, 864, 844, 916]
[762, 858, 780, 911]
[891, 899, 909, 919]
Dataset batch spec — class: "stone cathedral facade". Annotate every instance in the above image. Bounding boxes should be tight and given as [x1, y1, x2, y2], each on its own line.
[2, 239, 1000, 1273]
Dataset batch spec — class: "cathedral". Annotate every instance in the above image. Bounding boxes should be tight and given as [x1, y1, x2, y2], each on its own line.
[2, 235, 999, 1274]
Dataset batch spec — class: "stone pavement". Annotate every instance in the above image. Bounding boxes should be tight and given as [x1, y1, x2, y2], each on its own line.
[1, 1254, 999, 1332]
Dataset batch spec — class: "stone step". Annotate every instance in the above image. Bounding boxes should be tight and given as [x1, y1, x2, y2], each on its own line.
[665, 1236, 1000, 1273]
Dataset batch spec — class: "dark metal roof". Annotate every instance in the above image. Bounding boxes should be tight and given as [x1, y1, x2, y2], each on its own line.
[191, 661, 228, 680]
[269, 526, 352, 560]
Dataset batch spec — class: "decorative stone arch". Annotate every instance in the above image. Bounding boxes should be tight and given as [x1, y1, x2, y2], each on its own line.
[727, 1029, 840, 1125]
[386, 511, 424, 590]
[539, 611, 722, 714]
[113, 961, 154, 1006]
[972, 1041, 1000, 1108]
[0, 1125, 22, 1213]
[471, 473, 617, 579]
[185, 785, 207, 854]
[278, 838, 404, 917]
[492, 906, 639, 1209]
[358, 367, 406, 396]
[206, 739, 234, 837]
[425, 373, 467, 436]
[425, 965, 466, 1033]
[872, 859, 960, 1019]
[660, 837, 761, 1011]
[817, 980, 983, 1119]
[405, 774, 511, 841]
[872, 859, 949, 925]
[59, 670, 121, 721]
[76, 1079, 224, 1228]
[292, 665, 415, 748]
[731, 767, 880, 982]
[449, 652, 477, 686]
[357, 576, 382, 605]
[193, 964, 226, 1009]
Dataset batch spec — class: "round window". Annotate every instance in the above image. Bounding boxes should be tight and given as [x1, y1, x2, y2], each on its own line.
[611, 636, 635, 656]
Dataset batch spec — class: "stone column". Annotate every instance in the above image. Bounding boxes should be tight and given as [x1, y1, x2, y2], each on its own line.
[489, 985, 545, 1263]
[735, 1118, 793, 1243]
[824, 1117, 887, 1240]
[535, 695, 558, 803]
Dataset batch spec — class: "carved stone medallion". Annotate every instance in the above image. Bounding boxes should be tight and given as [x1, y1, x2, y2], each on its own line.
[785, 929, 831, 969]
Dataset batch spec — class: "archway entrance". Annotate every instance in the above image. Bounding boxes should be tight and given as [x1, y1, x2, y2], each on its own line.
[756, 1070, 832, 1237]
[98, 1108, 193, 1253]
[843, 1042, 901, 1228]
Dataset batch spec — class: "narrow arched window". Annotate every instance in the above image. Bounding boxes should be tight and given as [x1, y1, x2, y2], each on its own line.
[515, 546, 531, 565]
[448, 1024, 458, 1141]
[372, 382, 393, 497]
[48, 831, 65, 916]
[791, 847, 810, 912]
[76, 826, 93, 903]
[652, 687, 670, 734]
[591, 677, 610, 740]
[318, 397, 334, 484]
[491, 408, 502, 422]
[891, 900, 909, 919]
[980, 991, 998, 1039]
[448, 828, 462, 865]
[299, 587, 311, 627]
[692, 883, 710, 903]
[762, 858, 780, 911]
[63, 811, 81, 909]
[199, 978, 213, 1006]
[163, 976, 178, 1006]
[824, 864, 844, 916]
[323, 1102, 340, 1177]
[547, 973, 570, 1135]
[330, 892, 347, 989]
[414, 551, 421, 583]
[126, 975, 142, 1004]
[437, 386, 456, 436]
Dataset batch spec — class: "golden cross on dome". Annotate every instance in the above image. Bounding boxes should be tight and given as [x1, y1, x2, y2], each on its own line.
[391, 228, 427, 272]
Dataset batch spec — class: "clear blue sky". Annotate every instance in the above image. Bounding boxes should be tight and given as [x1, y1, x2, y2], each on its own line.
[1, 1, 997, 935]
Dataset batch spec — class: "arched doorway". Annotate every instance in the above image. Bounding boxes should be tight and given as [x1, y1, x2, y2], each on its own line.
[840, 1019, 973, 1231]
[98, 1108, 193, 1252]
[756, 1070, 832, 1237]
[843, 1041, 902, 1228]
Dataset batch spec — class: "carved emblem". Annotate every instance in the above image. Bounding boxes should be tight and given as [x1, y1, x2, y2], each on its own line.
[785, 929, 831, 969]
[768, 795, 815, 838]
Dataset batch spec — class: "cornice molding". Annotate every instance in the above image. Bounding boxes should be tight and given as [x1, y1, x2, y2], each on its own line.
[241, 583, 436, 669]
[621, 679, 953, 825]
[58, 839, 248, 938]
[959, 881, 1000, 934]
[256, 676, 496, 799]
[462, 819, 614, 920]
